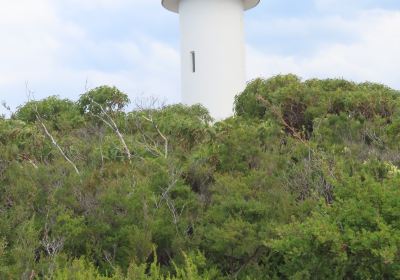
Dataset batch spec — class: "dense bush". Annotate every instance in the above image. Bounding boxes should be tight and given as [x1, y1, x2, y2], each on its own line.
[0, 76, 399, 279]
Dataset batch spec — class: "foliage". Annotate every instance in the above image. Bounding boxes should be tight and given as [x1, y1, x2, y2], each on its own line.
[78, 86, 130, 115]
[15, 96, 83, 130]
[1, 76, 400, 279]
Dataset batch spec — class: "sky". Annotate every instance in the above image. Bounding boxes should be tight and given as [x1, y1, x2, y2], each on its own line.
[0, 0, 400, 115]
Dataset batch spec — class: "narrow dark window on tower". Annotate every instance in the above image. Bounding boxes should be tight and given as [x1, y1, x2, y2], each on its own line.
[191, 51, 196, 73]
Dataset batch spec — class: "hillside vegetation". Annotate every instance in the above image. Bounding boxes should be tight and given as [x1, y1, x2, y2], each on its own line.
[1, 75, 400, 279]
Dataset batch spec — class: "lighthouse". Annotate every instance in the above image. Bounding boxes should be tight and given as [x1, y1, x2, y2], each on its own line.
[162, 0, 260, 119]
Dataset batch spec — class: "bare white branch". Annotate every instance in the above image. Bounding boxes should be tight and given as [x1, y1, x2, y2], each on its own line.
[39, 121, 80, 175]
[142, 115, 168, 159]
[89, 98, 132, 162]
[25, 83, 80, 175]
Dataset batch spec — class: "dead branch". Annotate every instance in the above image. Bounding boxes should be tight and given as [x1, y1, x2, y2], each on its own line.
[142, 115, 168, 159]
[18, 154, 38, 169]
[42, 213, 65, 257]
[154, 168, 182, 234]
[25, 85, 80, 175]
[1, 101, 13, 117]
[256, 95, 307, 145]
[257, 95, 338, 203]
[133, 97, 168, 159]
[103, 250, 116, 270]
[38, 121, 80, 175]
[89, 99, 131, 162]
[29, 270, 36, 280]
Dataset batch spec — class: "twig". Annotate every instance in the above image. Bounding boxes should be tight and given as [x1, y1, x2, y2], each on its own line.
[133, 97, 168, 159]
[104, 250, 116, 271]
[1, 101, 13, 117]
[89, 99, 132, 161]
[142, 115, 168, 159]
[155, 169, 182, 234]
[39, 121, 80, 175]
[256, 95, 308, 144]
[25, 84, 80, 175]
[29, 270, 36, 280]
[19, 154, 38, 169]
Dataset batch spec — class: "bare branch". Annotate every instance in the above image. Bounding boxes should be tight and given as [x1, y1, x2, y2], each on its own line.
[132, 97, 169, 159]
[29, 270, 36, 280]
[39, 121, 80, 175]
[25, 84, 80, 175]
[155, 168, 183, 234]
[89, 99, 132, 162]
[256, 95, 307, 145]
[1, 101, 13, 117]
[18, 154, 38, 169]
[42, 212, 65, 258]
[142, 115, 168, 159]
[103, 250, 116, 271]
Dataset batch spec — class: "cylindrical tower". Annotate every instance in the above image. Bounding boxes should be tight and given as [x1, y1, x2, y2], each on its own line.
[162, 0, 260, 119]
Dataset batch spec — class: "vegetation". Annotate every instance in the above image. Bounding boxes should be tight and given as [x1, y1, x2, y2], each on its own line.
[0, 76, 400, 279]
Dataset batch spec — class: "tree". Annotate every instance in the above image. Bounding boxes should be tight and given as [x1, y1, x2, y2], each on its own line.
[15, 96, 83, 130]
[0, 75, 399, 279]
[78, 86, 130, 115]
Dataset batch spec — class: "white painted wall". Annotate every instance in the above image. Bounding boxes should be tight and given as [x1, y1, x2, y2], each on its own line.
[179, 0, 246, 119]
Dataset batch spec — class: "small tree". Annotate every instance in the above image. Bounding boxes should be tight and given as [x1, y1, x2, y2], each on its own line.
[15, 96, 83, 130]
[78, 86, 130, 115]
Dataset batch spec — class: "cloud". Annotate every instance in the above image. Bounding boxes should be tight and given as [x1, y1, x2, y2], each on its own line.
[0, 0, 179, 115]
[314, 0, 369, 11]
[313, 0, 399, 12]
[1, 0, 399, 117]
[60, 0, 152, 10]
[247, 9, 400, 89]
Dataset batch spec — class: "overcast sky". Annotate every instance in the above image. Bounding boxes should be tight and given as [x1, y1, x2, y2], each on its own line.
[1, 0, 400, 115]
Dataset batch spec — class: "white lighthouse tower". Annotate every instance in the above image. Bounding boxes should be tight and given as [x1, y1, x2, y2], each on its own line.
[162, 0, 260, 119]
